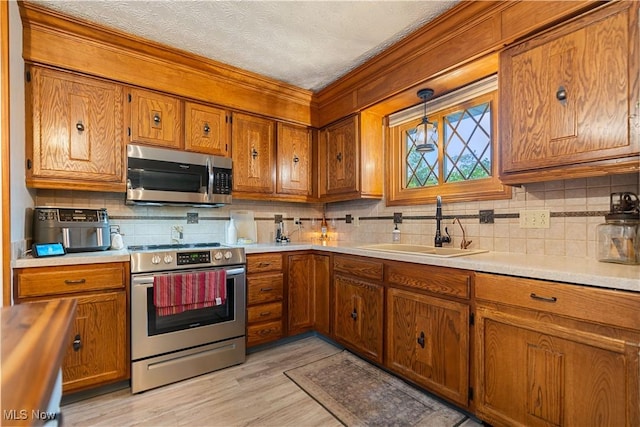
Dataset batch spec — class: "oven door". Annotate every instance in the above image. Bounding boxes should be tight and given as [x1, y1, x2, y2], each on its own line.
[131, 266, 246, 360]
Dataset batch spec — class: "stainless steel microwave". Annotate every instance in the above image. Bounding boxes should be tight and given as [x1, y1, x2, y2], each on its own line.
[126, 144, 232, 207]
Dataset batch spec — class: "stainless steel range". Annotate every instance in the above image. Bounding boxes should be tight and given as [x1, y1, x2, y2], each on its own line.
[129, 243, 246, 393]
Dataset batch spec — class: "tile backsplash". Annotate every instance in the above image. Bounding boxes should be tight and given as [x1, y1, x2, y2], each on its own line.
[32, 173, 639, 259]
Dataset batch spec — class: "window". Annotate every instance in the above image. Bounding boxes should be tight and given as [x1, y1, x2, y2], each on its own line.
[386, 77, 510, 205]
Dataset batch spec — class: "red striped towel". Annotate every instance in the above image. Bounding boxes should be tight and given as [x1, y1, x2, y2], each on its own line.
[153, 270, 227, 316]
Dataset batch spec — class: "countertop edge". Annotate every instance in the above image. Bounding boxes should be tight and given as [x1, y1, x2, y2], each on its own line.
[1, 299, 77, 425]
[11, 243, 639, 292]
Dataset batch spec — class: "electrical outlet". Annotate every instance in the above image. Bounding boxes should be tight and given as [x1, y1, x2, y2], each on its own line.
[519, 209, 550, 229]
[393, 212, 403, 224]
[294, 217, 301, 225]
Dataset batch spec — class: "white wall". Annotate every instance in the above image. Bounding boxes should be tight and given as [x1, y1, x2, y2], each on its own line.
[9, 0, 34, 265]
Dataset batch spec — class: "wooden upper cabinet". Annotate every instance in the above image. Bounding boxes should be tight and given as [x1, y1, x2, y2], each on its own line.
[499, 1, 640, 183]
[232, 112, 275, 194]
[277, 122, 312, 196]
[184, 101, 229, 156]
[26, 66, 125, 191]
[318, 112, 382, 203]
[322, 115, 358, 196]
[128, 88, 182, 149]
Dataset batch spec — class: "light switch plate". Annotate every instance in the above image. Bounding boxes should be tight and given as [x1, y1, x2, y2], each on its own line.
[519, 209, 550, 229]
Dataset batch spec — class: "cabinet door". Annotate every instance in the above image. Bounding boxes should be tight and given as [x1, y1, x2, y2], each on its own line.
[475, 305, 640, 427]
[129, 88, 182, 149]
[386, 288, 469, 407]
[287, 254, 330, 336]
[27, 66, 124, 188]
[184, 101, 229, 156]
[231, 113, 275, 193]
[321, 116, 359, 196]
[312, 254, 331, 336]
[61, 291, 128, 393]
[501, 2, 639, 174]
[277, 122, 312, 196]
[333, 274, 383, 363]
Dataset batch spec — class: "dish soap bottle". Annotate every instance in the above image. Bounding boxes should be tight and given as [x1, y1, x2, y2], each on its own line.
[320, 214, 328, 242]
[226, 218, 237, 245]
[392, 224, 401, 243]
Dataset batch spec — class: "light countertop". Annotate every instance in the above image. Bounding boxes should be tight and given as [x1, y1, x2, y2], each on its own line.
[12, 243, 639, 293]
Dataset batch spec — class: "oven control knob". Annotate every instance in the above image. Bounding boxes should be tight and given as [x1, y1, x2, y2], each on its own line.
[224, 251, 233, 260]
[151, 255, 161, 264]
[214, 251, 223, 260]
[163, 254, 174, 264]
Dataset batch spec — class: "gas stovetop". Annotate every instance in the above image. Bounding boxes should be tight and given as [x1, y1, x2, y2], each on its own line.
[128, 242, 245, 274]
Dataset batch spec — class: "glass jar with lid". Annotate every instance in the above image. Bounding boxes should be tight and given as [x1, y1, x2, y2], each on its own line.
[596, 192, 640, 265]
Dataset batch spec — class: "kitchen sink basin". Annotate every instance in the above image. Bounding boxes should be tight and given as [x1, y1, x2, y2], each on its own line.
[358, 243, 488, 258]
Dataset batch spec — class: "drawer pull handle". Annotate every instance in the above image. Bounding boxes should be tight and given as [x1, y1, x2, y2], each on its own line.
[260, 287, 273, 292]
[258, 262, 272, 267]
[65, 279, 87, 285]
[72, 334, 82, 351]
[259, 311, 271, 317]
[417, 331, 425, 349]
[530, 293, 557, 303]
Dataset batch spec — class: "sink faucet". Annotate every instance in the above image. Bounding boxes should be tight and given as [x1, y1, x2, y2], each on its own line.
[453, 217, 472, 249]
[434, 195, 451, 247]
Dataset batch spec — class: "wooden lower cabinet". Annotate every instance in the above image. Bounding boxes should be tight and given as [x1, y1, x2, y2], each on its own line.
[13, 262, 129, 394]
[59, 291, 127, 392]
[386, 288, 469, 408]
[474, 273, 640, 427]
[246, 253, 284, 347]
[287, 253, 330, 336]
[333, 273, 383, 364]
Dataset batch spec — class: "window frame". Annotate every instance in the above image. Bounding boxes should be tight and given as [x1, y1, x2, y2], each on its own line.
[386, 91, 511, 206]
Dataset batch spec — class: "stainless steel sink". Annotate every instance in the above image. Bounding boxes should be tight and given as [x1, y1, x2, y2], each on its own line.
[358, 243, 488, 258]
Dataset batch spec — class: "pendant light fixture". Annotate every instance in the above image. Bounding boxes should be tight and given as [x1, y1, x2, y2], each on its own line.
[415, 88, 436, 152]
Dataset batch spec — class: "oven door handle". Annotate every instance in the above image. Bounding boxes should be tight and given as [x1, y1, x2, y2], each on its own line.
[132, 267, 246, 288]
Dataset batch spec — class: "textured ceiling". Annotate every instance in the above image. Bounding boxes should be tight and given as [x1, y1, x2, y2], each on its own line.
[31, 0, 460, 92]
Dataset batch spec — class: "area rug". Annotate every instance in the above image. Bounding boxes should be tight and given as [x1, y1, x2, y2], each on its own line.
[284, 350, 468, 427]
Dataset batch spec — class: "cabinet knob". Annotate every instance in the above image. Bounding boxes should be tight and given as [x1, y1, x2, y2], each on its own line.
[75, 122, 85, 132]
[556, 86, 567, 102]
[72, 334, 82, 352]
[293, 155, 299, 164]
[252, 148, 259, 159]
[203, 123, 210, 134]
[153, 114, 161, 124]
[350, 308, 358, 321]
[417, 331, 425, 349]
[336, 152, 343, 162]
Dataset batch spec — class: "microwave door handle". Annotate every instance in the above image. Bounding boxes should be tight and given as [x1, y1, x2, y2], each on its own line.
[206, 156, 214, 202]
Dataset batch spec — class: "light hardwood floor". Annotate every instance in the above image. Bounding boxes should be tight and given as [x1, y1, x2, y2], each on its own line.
[62, 336, 480, 426]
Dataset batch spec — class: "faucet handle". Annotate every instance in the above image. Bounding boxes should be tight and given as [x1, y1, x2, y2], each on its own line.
[461, 239, 472, 250]
[442, 226, 452, 244]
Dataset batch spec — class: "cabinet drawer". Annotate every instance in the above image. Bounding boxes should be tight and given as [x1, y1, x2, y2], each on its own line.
[16, 263, 126, 298]
[247, 302, 282, 323]
[476, 273, 640, 331]
[247, 320, 283, 346]
[247, 273, 283, 305]
[247, 253, 283, 273]
[334, 255, 383, 281]
[385, 262, 471, 299]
